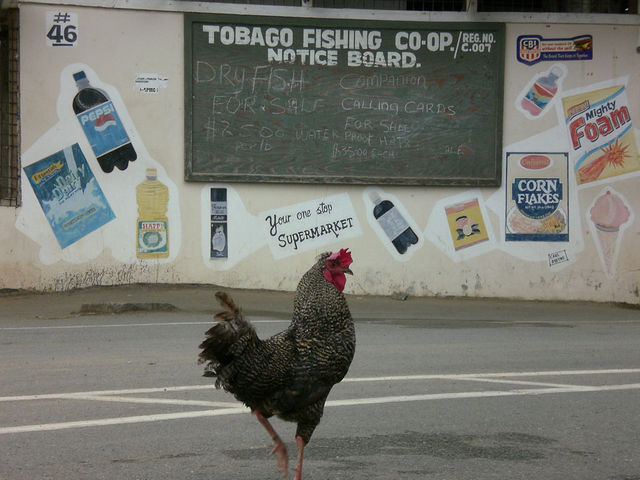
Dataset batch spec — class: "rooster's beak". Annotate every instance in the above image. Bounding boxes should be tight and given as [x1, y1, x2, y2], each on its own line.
[344, 268, 353, 275]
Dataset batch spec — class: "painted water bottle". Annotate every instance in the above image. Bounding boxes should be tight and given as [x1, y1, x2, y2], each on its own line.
[72, 70, 137, 173]
[369, 191, 418, 254]
[520, 65, 564, 116]
[136, 168, 169, 259]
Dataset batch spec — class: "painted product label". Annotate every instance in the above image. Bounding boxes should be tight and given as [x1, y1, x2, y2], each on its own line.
[77, 100, 131, 157]
[137, 220, 168, 254]
[376, 207, 409, 240]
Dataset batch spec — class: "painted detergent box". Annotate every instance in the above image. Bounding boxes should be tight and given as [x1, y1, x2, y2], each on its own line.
[562, 84, 640, 186]
[24, 143, 115, 249]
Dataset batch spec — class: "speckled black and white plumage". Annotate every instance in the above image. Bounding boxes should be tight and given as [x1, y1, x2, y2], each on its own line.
[198, 252, 355, 445]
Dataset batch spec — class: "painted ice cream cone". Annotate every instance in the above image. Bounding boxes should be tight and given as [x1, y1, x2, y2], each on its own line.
[593, 226, 619, 276]
[589, 189, 631, 277]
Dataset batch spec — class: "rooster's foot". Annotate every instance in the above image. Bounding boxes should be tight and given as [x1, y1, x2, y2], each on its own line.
[270, 439, 289, 479]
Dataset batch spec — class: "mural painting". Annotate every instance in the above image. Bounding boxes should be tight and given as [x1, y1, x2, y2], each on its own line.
[488, 60, 581, 267]
[72, 70, 137, 173]
[7, 8, 639, 301]
[263, 193, 362, 259]
[210, 188, 228, 259]
[136, 168, 170, 259]
[586, 187, 633, 278]
[445, 199, 489, 251]
[489, 142, 579, 268]
[505, 152, 569, 242]
[516, 63, 567, 120]
[16, 64, 180, 265]
[201, 187, 363, 268]
[561, 81, 640, 187]
[362, 188, 422, 261]
[426, 191, 495, 262]
[23, 143, 115, 249]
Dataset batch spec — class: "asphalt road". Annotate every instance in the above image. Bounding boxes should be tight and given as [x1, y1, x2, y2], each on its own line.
[1, 287, 639, 480]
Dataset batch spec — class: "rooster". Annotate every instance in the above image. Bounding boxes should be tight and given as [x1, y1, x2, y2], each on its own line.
[198, 248, 355, 480]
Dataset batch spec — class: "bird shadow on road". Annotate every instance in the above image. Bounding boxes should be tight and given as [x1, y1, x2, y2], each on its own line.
[223, 430, 590, 465]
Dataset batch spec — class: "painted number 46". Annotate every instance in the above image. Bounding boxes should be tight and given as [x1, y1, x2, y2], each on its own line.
[46, 12, 78, 47]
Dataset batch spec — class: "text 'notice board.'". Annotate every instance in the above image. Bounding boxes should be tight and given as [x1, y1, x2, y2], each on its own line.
[185, 14, 505, 185]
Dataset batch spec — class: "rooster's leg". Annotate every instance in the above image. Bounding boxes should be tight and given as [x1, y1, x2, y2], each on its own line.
[254, 410, 288, 479]
[294, 435, 306, 480]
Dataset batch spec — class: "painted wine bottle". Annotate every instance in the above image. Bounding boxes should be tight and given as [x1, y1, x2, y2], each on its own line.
[370, 191, 418, 254]
[72, 71, 137, 173]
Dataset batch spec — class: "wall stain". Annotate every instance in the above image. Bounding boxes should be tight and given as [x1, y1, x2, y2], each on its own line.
[47, 263, 174, 292]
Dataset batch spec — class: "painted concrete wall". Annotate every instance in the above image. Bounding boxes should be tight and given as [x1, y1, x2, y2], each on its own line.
[2, 2, 639, 304]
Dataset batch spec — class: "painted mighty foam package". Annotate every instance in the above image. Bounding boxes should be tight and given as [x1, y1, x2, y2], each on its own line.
[562, 84, 640, 186]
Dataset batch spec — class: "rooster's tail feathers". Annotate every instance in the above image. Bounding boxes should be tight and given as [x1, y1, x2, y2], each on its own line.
[198, 291, 256, 382]
[214, 291, 240, 316]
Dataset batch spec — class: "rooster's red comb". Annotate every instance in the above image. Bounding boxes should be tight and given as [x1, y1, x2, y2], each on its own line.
[327, 248, 352, 267]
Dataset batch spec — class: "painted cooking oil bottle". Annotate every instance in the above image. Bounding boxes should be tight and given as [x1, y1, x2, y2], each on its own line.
[136, 168, 169, 259]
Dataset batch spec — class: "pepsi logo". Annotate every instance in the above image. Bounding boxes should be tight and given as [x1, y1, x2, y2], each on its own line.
[94, 113, 116, 132]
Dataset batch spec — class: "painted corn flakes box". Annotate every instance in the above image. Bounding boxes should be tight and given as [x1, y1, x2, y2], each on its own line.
[562, 84, 640, 186]
[505, 152, 569, 242]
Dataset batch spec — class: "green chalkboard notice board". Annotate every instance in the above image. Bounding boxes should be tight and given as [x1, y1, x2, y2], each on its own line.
[184, 14, 504, 185]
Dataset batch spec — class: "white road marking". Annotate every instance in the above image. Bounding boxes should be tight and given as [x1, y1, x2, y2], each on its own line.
[0, 408, 249, 435]
[3, 368, 640, 403]
[1, 368, 639, 435]
[342, 368, 640, 382]
[324, 382, 640, 407]
[452, 378, 581, 388]
[63, 395, 239, 408]
[2, 382, 640, 435]
[0, 385, 217, 402]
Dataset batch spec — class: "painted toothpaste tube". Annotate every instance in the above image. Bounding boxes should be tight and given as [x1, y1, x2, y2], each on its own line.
[562, 84, 640, 185]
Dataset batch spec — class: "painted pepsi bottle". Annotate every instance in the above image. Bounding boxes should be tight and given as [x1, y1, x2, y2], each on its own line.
[370, 191, 418, 254]
[72, 71, 137, 173]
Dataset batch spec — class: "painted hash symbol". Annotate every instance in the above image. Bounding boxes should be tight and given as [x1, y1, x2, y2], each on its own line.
[46, 11, 78, 47]
[53, 12, 71, 23]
